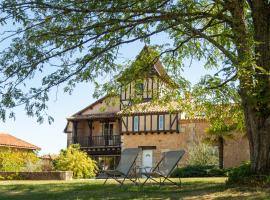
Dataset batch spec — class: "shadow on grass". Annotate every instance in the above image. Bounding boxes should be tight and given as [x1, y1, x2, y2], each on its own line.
[0, 178, 269, 200]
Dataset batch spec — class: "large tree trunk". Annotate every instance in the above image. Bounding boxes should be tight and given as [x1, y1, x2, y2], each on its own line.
[228, 0, 270, 174]
[218, 137, 224, 169]
[241, 99, 270, 174]
[246, 0, 270, 174]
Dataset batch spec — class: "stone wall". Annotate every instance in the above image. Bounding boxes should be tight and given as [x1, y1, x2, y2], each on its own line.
[223, 134, 250, 168]
[122, 119, 250, 168]
[0, 171, 73, 180]
[121, 120, 208, 167]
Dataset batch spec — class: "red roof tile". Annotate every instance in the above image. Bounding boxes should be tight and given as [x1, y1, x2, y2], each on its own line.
[0, 133, 41, 150]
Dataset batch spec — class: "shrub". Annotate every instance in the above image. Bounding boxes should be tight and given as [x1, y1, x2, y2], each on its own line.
[54, 144, 97, 178]
[40, 159, 54, 171]
[171, 165, 226, 178]
[23, 159, 43, 172]
[0, 148, 40, 172]
[187, 142, 219, 166]
[226, 161, 270, 186]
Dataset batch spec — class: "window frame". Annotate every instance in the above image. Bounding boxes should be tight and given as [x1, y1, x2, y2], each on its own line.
[102, 122, 114, 138]
[135, 82, 144, 96]
[133, 116, 139, 131]
[158, 115, 164, 130]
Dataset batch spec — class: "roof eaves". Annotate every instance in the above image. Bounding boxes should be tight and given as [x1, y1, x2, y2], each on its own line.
[71, 95, 109, 116]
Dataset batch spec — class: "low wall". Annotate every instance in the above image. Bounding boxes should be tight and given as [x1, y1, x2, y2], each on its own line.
[0, 171, 73, 180]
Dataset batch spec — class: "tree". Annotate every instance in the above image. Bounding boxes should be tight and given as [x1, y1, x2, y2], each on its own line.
[188, 139, 219, 167]
[0, 0, 269, 174]
[54, 144, 97, 178]
[192, 76, 245, 169]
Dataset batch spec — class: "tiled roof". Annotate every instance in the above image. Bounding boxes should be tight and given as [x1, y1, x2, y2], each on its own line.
[0, 133, 41, 150]
[117, 101, 181, 115]
[67, 112, 118, 120]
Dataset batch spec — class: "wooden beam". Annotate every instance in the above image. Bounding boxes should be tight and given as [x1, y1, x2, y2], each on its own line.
[170, 114, 177, 128]
[121, 117, 127, 130]
[87, 120, 93, 146]
[126, 116, 128, 132]
[163, 114, 165, 131]
[146, 78, 149, 99]
[132, 116, 134, 132]
[157, 114, 159, 130]
[151, 78, 154, 98]
[157, 78, 160, 98]
[176, 113, 179, 133]
[138, 116, 140, 132]
[129, 83, 131, 100]
[144, 115, 146, 131]
[124, 86, 127, 100]
[119, 118, 122, 135]
[169, 114, 172, 131]
[72, 121, 78, 143]
[120, 86, 122, 110]
[150, 114, 152, 131]
[122, 130, 176, 134]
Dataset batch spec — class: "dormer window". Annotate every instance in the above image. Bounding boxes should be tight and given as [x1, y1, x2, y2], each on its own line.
[135, 82, 144, 95]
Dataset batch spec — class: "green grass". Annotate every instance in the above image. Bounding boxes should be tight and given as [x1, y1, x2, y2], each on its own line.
[0, 177, 269, 200]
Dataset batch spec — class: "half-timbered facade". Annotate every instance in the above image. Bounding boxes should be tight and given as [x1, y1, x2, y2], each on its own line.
[64, 46, 250, 170]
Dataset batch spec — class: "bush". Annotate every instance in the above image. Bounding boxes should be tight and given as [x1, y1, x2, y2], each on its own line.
[54, 144, 97, 178]
[23, 159, 43, 172]
[187, 142, 218, 166]
[171, 165, 226, 178]
[226, 161, 270, 186]
[40, 159, 55, 171]
[0, 148, 40, 172]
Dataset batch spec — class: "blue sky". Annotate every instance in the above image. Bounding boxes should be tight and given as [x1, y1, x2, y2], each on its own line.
[0, 33, 215, 155]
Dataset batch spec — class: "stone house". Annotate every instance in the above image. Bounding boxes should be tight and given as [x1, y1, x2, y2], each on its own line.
[64, 46, 249, 170]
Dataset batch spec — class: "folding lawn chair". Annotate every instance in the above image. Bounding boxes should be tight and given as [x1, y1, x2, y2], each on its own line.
[103, 148, 141, 186]
[140, 150, 185, 187]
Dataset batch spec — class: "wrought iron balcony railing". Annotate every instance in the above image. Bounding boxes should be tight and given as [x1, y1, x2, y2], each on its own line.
[71, 135, 121, 148]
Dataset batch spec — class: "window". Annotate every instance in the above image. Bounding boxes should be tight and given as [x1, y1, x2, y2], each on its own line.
[133, 116, 139, 131]
[135, 82, 144, 95]
[103, 123, 113, 138]
[158, 115, 164, 130]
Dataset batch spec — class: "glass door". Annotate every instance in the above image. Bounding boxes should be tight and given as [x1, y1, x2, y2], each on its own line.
[103, 123, 113, 145]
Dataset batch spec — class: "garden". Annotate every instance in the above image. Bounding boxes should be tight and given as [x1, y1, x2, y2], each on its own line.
[0, 178, 270, 200]
[0, 144, 269, 199]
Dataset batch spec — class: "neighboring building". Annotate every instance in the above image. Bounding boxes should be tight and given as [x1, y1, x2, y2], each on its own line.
[64, 46, 249, 170]
[0, 132, 41, 152]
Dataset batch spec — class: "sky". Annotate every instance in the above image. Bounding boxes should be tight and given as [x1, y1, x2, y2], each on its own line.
[0, 31, 216, 155]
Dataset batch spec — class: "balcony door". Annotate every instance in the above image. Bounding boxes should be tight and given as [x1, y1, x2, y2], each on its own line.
[102, 123, 113, 145]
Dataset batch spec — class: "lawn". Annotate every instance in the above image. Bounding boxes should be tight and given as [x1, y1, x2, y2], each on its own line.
[0, 177, 269, 200]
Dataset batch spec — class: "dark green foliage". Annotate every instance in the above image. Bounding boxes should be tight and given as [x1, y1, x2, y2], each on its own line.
[0, 0, 247, 122]
[227, 162, 270, 186]
[171, 165, 226, 178]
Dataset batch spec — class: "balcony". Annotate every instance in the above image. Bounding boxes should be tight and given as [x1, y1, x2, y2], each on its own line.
[72, 135, 121, 148]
